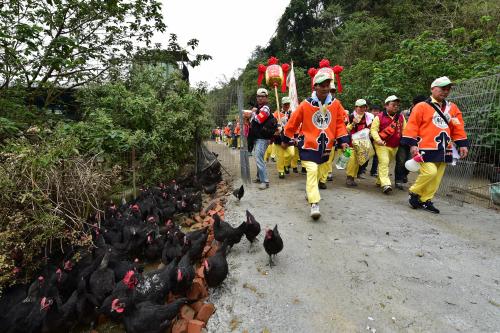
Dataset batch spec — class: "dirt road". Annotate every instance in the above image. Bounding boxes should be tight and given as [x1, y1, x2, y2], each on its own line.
[206, 142, 500, 333]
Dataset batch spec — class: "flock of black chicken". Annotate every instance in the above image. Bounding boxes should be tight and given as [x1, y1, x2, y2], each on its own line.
[0, 174, 283, 333]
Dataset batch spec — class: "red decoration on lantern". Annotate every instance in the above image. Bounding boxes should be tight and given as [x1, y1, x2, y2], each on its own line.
[267, 57, 279, 65]
[256, 56, 290, 93]
[257, 64, 266, 86]
[281, 63, 290, 93]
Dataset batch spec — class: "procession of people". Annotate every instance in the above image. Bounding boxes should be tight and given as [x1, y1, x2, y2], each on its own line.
[212, 70, 468, 220]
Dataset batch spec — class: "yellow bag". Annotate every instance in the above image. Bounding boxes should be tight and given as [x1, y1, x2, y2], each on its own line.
[351, 128, 374, 165]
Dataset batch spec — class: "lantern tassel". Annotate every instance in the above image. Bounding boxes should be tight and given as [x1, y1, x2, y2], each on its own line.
[281, 63, 290, 93]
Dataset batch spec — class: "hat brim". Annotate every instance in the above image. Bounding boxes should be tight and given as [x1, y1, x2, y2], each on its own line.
[433, 83, 454, 88]
[314, 78, 332, 86]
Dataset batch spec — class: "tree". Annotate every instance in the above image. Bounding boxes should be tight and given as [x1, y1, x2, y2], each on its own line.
[0, 0, 166, 104]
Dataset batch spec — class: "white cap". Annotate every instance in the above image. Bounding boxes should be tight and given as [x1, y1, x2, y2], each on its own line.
[355, 99, 367, 107]
[384, 95, 400, 104]
[256, 88, 268, 96]
[313, 72, 332, 85]
[281, 96, 291, 104]
[431, 76, 453, 88]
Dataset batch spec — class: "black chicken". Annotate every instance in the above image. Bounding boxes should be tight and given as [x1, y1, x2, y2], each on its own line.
[263, 225, 284, 267]
[244, 210, 261, 246]
[134, 257, 178, 304]
[203, 241, 229, 288]
[161, 233, 183, 265]
[232, 185, 244, 201]
[41, 289, 79, 333]
[172, 252, 195, 295]
[111, 296, 189, 333]
[184, 230, 208, 263]
[144, 230, 164, 262]
[213, 214, 246, 252]
[203, 183, 217, 194]
[89, 250, 115, 305]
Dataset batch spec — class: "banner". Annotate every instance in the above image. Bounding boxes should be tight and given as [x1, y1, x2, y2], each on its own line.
[287, 61, 300, 112]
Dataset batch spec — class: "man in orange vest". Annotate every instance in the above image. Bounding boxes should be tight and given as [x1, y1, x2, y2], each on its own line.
[370, 95, 406, 194]
[233, 121, 241, 149]
[284, 72, 348, 219]
[402, 76, 469, 213]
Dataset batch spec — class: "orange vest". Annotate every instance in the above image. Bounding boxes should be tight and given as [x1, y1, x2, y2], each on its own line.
[224, 127, 231, 136]
[234, 124, 240, 135]
[284, 98, 348, 163]
[402, 100, 468, 162]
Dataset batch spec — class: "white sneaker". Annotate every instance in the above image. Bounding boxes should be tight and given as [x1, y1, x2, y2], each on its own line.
[310, 203, 321, 219]
[259, 182, 269, 190]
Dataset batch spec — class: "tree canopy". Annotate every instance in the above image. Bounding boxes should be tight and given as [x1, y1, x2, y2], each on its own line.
[209, 0, 499, 109]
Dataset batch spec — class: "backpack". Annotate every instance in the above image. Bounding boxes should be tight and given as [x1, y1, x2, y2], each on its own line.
[259, 113, 278, 139]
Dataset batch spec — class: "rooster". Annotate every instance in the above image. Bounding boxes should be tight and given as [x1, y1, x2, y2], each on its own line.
[244, 210, 261, 246]
[203, 241, 229, 288]
[232, 185, 244, 201]
[213, 214, 246, 252]
[263, 225, 283, 267]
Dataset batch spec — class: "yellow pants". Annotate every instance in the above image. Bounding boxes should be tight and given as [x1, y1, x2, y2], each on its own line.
[225, 137, 232, 146]
[375, 145, 398, 187]
[276, 145, 296, 172]
[302, 160, 330, 204]
[264, 144, 277, 161]
[345, 150, 359, 178]
[291, 146, 299, 168]
[237, 136, 241, 148]
[409, 162, 446, 202]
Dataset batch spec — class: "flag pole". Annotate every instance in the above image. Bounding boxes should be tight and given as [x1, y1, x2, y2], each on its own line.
[274, 85, 281, 123]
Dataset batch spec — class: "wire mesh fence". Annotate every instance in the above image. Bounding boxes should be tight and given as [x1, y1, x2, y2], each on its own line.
[437, 73, 500, 209]
[205, 85, 250, 183]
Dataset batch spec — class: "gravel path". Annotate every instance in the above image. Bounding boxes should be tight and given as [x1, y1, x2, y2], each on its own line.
[206, 142, 500, 333]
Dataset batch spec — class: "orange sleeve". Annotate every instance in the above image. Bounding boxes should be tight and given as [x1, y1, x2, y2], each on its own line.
[449, 104, 468, 147]
[284, 102, 304, 139]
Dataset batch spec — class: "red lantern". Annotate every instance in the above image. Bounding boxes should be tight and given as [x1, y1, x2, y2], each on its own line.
[257, 57, 290, 93]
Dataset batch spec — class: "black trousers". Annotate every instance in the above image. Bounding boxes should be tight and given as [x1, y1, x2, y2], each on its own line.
[395, 145, 410, 182]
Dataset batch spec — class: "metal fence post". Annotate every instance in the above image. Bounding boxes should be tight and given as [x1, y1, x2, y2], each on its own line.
[238, 84, 250, 183]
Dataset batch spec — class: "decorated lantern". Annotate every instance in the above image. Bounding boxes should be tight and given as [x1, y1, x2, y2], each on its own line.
[257, 57, 290, 93]
[307, 59, 344, 93]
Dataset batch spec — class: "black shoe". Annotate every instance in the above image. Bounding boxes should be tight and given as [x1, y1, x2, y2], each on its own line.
[293, 168, 298, 173]
[301, 167, 307, 174]
[421, 200, 440, 214]
[403, 176, 408, 184]
[318, 182, 327, 190]
[327, 173, 333, 182]
[284, 167, 290, 175]
[408, 192, 421, 209]
[371, 172, 378, 177]
[395, 182, 404, 190]
[278, 172, 285, 179]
